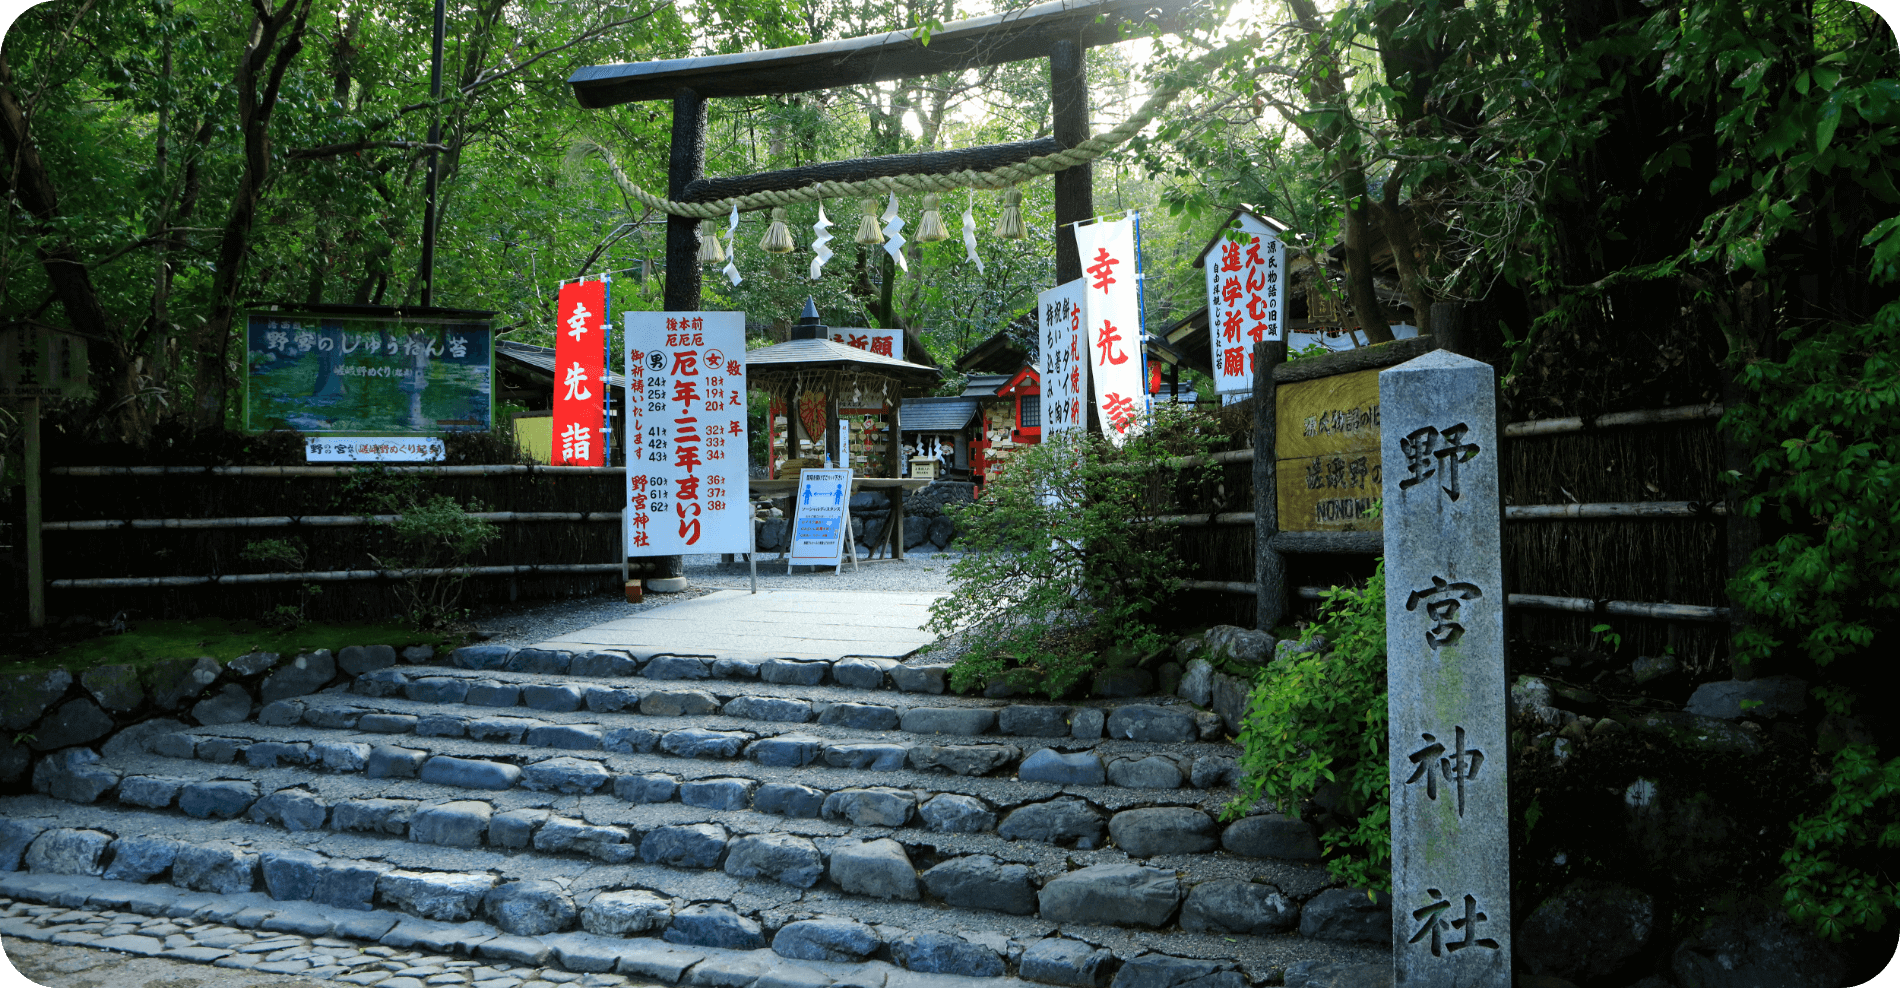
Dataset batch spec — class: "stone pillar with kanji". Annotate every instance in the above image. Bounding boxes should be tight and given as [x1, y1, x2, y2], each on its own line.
[1381, 350, 1510, 987]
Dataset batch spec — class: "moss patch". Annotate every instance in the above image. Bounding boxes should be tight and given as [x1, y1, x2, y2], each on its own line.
[0, 618, 460, 677]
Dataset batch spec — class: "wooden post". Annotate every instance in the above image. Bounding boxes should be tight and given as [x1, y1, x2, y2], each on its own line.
[644, 86, 706, 584]
[25, 396, 43, 628]
[891, 486, 907, 561]
[1050, 37, 1091, 287]
[1252, 340, 1287, 630]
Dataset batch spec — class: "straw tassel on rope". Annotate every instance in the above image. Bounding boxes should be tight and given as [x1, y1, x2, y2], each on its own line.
[697, 218, 725, 265]
[759, 206, 795, 254]
[992, 188, 1026, 240]
[854, 197, 884, 245]
[916, 193, 949, 242]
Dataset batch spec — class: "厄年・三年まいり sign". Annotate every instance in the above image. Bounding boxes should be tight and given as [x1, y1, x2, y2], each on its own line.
[244, 311, 492, 435]
[624, 311, 749, 555]
[1275, 366, 1381, 532]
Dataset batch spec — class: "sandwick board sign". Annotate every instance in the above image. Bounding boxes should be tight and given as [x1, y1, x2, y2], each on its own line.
[788, 469, 854, 566]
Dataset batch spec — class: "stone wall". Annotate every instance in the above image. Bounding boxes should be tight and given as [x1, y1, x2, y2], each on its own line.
[754, 480, 974, 554]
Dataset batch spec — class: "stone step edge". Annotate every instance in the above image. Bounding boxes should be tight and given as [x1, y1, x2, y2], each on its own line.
[26, 767, 1322, 909]
[430, 648, 1176, 705]
[219, 705, 1238, 794]
[0, 872, 1291, 988]
[336, 671, 1224, 746]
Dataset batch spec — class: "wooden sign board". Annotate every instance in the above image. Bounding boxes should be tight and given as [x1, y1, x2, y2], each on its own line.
[0, 326, 90, 401]
[1276, 367, 1382, 532]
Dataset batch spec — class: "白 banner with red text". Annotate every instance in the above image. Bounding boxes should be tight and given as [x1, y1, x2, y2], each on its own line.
[1075, 216, 1148, 444]
[624, 311, 749, 554]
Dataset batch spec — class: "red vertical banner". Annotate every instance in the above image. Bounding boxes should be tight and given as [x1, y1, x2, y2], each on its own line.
[553, 281, 606, 465]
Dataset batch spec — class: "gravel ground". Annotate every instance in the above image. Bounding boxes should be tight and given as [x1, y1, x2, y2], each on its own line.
[469, 549, 962, 653]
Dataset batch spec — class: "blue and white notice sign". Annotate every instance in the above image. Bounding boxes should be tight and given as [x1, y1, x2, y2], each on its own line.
[788, 469, 852, 565]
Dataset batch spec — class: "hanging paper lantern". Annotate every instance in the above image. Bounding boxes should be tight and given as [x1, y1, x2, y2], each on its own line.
[854, 197, 884, 245]
[992, 188, 1027, 240]
[697, 218, 726, 265]
[915, 193, 949, 242]
[759, 206, 795, 254]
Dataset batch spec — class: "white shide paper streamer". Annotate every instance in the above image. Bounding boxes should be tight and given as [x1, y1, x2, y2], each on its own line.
[810, 203, 834, 280]
[962, 193, 985, 274]
[722, 206, 743, 286]
[881, 192, 908, 273]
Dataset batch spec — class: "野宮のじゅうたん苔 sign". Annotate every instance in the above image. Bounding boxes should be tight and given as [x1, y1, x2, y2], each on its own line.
[244, 310, 492, 435]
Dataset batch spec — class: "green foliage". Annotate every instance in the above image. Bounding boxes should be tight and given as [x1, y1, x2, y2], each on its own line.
[1227, 559, 1391, 893]
[341, 470, 500, 630]
[925, 407, 1218, 698]
[1780, 742, 1900, 941]
[238, 537, 322, 630]
[1588, 622, 1623, 653]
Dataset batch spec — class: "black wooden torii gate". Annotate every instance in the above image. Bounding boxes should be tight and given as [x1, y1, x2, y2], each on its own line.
[566, 0, 1194, 314]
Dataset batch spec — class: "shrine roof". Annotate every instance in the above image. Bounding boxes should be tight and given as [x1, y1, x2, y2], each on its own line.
[745, 337, 942, 386]
[568, 0, 1198, 108]
[898, 397, 980, 432]
[497, 339, 630, 389]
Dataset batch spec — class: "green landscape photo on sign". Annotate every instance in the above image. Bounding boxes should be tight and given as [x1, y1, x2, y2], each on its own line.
[244, 311, 493, 435]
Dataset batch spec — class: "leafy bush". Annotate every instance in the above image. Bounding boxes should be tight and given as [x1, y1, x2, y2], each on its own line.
[924, 408, 1218, 698]
[340, 470, 500, 631]
[238, 537, 321, 630]
[1226, 558, 1391, 893]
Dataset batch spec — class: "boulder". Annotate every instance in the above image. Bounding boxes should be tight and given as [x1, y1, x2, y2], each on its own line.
[747, 734, 826, 767]
[999, 705, 1072, 737]
[1107, 755, 1184, 789]
[259, 650, 335, 702]
[724, 696, 812, 722]
[890, 931, 1004, 977]
[314, 859, 390, 912]
[1039, 864, 1181, 927]
[462, 680, 520, 706]
[910, 743, 1019, 776]
[660, 728, 750, 759]
[80, 664, 144, 713]
[533, 817, 636, 863]
[832, 657, 897, 690]
[484, 880, 578, 935]
[665, 903, 765, 950]
[352, 669, 409, 698]
[641, 823, 728, 869]
[147, 658, 220, 711]
[366, 744, 428, 778]
[902, 706, 996, 735]
[584, 686, 639, 712]
[258, 700, 304, 726]
[1684, 675, 1808, 720]
[1071, 707, 1106, 738]
[614, 773, 679, 804]
[890, 664, 950, 694]
[998, 797, 1105, 847]
[1177, 660, 1214, 707]
[761, 658, 830, 686]
[928, 515, 955, 547]
[313, 740, 372, 773]
[521, 756, 612, 794]
[1180, 879, 1300, 934]
[829, 838, 918, 900]
[103, 836, 183, 883]
[1671, 906, 1845, 988]
[451, 645, 514, 669]
[420, 756, 521, 790]
[508, 648, 572, 674]
[3, 669, 73, 730]
[30, 698, 116, 750]
[0, 819, 43, 871]
[243, 740, 309, 769]
[1222, 814, 1321, 859]
[249, 787, 330, 832]
[260, 848, 327, 901]
[1203, 625, 1275, 665]
[172, 842, 257, 894]
[918, 793, 997, 833]
[31, 747, 121, 803]
[773, 918, 882, 962]
[1021, 939, 1116, 988]
[1019, 748, 1104, 785]
[572, 649, 638, 677]
[1631, 654, 1680, 685]
[25, 828, 112, 875]
[822, 787, 917, 827]
[1110, 954, 1246, 988]
[1299, 888, 1390, 943]
[377, 870, 494, 922]
[724, 833, 826, 888]
[1518, 881, 1654, 982]
[583, 889, 672, 935]
[117, 775, 187, 809]
[1210, 672, 1251, 734]
[921, 854, 1038, 915]
[410, 800, 493, 846]
[823, 742, 909, 770]
[488, 808, 550, 848]
[466, 715, 538, 743]
[1093, 668, 1154, 697]
[818, 702, 900, 730]
[1190, 755, 1239, 789]
[410, 676, 472, 704]
[332, 798, 418, 835]
[178, 779, 258, 819]
[523, 684, 586, 713]
[643, 654, 712, 680]
[1109, 807, 1219, 856]
[753, 782, 825, 818]
[337, 644, 397, 675]
[680, 777, 756, 810]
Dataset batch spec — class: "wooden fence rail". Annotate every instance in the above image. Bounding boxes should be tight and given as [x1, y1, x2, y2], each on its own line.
[42, 511, 623, 532]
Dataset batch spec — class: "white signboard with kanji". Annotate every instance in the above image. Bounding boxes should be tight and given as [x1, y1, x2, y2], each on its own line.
[1205, 213, 1286, 393]
[788, 469, 852, 565]
[624, 312, 748, 554]
[1038, 279, 1087, 437]
[306, 437, 445, 462]
[1074, 216, 1148, 443]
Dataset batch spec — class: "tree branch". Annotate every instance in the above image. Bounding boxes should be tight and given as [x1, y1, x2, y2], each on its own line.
[287, 139, 449, 160]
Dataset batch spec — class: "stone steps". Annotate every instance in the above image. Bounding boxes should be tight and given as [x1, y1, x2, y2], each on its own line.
[1, 644, 1392, 988]
[257, 689, 1238, 796]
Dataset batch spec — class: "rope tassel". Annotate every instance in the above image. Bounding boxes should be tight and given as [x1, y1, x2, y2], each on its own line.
[992, 188, 1027, 240]
[916, 193, 949, 242]
[759, 206, 795, 254]
[854, 198, 884, 245]
[697, 218, 725, 265]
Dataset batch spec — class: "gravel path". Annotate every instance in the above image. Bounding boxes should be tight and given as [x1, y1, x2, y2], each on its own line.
[470, 550, 962, 652]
